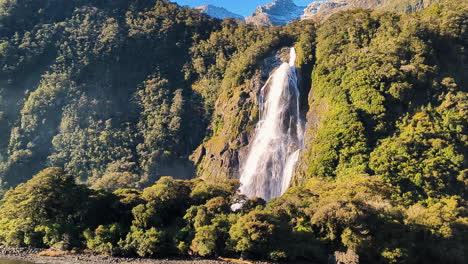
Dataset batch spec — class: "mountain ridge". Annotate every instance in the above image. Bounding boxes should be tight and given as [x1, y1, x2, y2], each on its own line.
[246, 0, 305, 27]
[301, 0, 445, 21]
[244, 0, 446, 27]
[195, 4, 244, 21]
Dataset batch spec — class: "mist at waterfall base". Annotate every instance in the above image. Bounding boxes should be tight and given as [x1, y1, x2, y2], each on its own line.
[239, 47, 304, 201]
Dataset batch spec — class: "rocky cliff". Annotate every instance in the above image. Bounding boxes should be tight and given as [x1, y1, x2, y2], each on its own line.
[191, 49, 293, 181]
[302, 0, 445, 21]
[246, 0, 445, 26]
[246, 0, 305, 27]
[195, 4, 245, 21]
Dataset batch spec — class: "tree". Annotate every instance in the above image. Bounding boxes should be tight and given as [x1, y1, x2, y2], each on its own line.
[229, 210, 280, 258]
[84, 223, 124, 256]
[0, 167, 90, 247]
[190, 225, 218, 257]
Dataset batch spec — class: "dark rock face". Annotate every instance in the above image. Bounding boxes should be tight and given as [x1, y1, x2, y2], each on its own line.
[190, 73, 263, 181]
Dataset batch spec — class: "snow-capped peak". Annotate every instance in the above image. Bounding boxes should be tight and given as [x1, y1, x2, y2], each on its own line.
[301, 0, 348, 20]
[195, 4, 244, 21]
[246, 0, 306, 27]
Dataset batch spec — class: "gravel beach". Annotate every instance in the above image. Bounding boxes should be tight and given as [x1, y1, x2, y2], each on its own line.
[0, 246, 264, 264]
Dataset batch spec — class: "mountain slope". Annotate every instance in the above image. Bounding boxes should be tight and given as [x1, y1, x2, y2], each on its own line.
[246, 0, 305, 26]
[247, 0, 447, 26]
[294, 0, 467, 195]
[195, 4, 244, 21]
[302, 0, 446, 20]
[0, 0, 218, 188]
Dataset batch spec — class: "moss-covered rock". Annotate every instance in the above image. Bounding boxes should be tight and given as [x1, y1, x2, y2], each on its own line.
[191, 50, 292, 181]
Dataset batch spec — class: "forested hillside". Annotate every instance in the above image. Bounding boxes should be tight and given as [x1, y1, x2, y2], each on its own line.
[0, 0, 219, 190]
[0, 0, 313, 191]
[295, 0, 467, 200]
[0, 0, 466, 263]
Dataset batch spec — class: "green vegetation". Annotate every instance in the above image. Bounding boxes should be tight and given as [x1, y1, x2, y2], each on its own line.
[0, 0, 216, 188]
[2, 167, 465, 263]
[0, 0, 314, 187]
[0, 0, 466, 263]
[190, 20, 316, 180]
[297, 0, 467, 201]
[0, 167, 116, 249]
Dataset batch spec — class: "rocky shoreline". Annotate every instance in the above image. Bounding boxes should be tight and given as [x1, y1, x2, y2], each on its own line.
[0, 246, 263, 264]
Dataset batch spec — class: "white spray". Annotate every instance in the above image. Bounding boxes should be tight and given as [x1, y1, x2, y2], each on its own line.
[239, 47, 304, 201]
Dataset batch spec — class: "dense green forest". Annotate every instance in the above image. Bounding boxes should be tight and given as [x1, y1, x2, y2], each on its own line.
[0, 0, 466, 263]
[0, 0, 220, 189]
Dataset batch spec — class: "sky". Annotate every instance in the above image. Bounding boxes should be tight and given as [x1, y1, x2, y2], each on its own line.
[172, 0, 317, 17]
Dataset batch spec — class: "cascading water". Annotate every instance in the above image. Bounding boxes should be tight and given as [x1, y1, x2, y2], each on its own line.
[239, 47, 304, 201]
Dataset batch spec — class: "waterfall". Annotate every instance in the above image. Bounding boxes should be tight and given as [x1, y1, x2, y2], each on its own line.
[239, 47, 304, 201]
